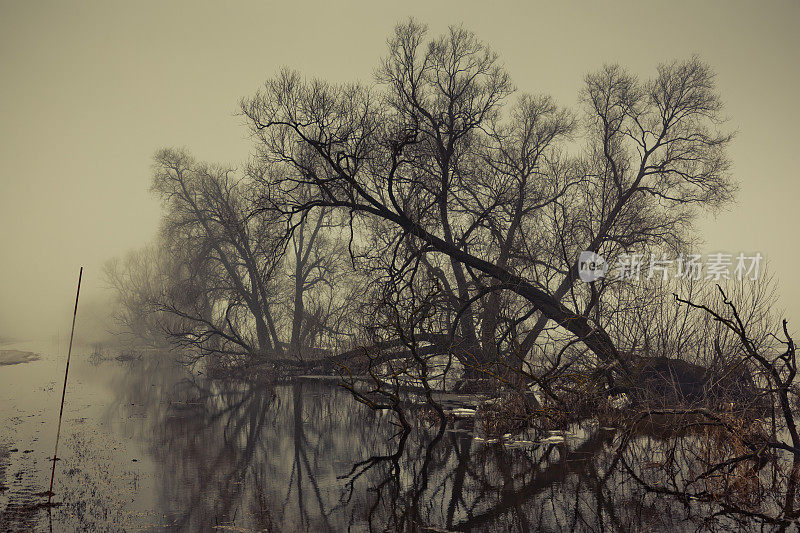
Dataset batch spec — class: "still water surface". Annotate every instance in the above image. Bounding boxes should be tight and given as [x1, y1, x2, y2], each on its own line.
[0, 341, 763, 531]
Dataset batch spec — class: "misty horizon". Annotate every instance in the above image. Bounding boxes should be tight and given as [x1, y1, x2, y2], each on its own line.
[2, 1, 799, 341]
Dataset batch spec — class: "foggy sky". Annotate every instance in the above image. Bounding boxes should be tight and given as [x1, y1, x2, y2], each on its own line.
[1, 0, 798, 340]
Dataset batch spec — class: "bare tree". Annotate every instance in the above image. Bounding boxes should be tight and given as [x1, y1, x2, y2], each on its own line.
[240, 20, 734, 386]
[105, 147, 346, 364]
[149, 148, 285, 358]
[104, 243, 185, 345]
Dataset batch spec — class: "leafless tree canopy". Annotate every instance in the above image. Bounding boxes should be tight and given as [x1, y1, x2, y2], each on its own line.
[234, 20, 733, 376]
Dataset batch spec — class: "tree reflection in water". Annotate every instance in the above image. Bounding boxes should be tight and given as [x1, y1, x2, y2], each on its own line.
[110, 357, 800, 531]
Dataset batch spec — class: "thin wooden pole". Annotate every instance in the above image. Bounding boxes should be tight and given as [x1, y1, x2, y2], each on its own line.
[48, 266, 82, 506]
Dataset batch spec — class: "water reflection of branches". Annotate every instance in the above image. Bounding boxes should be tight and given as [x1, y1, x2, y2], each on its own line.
[109, 351, 800, 531]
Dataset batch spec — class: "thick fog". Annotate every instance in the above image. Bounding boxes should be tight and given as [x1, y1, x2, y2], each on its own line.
[1, 1, 798, 340]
